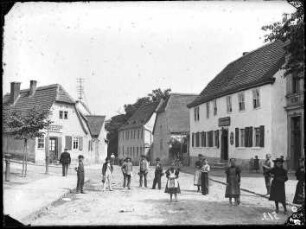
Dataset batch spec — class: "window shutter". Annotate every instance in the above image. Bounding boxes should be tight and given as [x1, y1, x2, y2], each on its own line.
[204, 132, 206, 147]
[65, 136, 72, 150]
[235, 128, 239, 147]
[216, 130, 219, 148]
[192, 133, 194, 147]
[79, 137, 83, 151]
[58, 137, 62, 159]
[249, 127, 253, 147]
[260, 125, 265, 147]
[245, 128, 249, 147]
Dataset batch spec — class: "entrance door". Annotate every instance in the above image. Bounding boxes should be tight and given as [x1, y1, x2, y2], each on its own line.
[291, 117, 301, 170]
[221, 128, 229, 161]
[49, 137, 58, 163]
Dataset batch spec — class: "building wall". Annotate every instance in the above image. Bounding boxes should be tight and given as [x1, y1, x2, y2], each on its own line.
[189, 76, 287, 169]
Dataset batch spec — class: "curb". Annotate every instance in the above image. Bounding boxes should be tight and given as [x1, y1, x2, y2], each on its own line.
[20, 178, 91, 224]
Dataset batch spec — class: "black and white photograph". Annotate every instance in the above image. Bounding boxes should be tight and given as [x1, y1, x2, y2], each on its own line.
[2, 0, 305, 226]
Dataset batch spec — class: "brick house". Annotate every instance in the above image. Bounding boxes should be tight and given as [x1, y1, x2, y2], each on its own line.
[118, 102, 159, 165]
[187, 41, 289, 169]
[152, 93, 198, 165]
[2, 81, 107, 164]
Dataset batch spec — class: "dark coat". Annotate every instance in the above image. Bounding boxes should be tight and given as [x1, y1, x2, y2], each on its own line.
[293, 167, 305, 204]
[154, 163, 163, 176]
[60, 152, 71, 164]
[268, 167, 288, 202]
[102, 162, 114, 176]
[225, 166, 241, 198]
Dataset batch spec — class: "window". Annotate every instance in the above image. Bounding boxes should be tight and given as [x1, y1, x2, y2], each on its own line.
[240, 129, 245, 147]
[206, 103, 210, 118]
[64, 111, 68, 119]
[73, 137, 79, 149]
[208, 131, 213, 147]
[226, 96, 232, 113]
[192, 133, 195, 147]
[255, 127, 261, 147]
[215, 130, 219, 147]
[238, 92, 245, 111]
[49, 139, 56, 151]
[194, 106, 200, 121]
[253, 89, 260, 109]
[37, 136, 44, 149]
[196, 132, 200, 147]
[292, 75, 300, 93]
[213, 100, 217, 116]
[59, 111, 63, 119]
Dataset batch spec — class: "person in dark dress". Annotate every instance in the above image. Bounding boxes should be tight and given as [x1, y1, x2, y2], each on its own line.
[152, 158, 163, 190]
[293, 158, 305, 205]
[225, 158, 241, 206]
[59, 149, 71, 177]
[268, 157, 288, 214]
[200, 158, 210, 195]
[75, 155, 85, 194]
[194, 154, 203, 192]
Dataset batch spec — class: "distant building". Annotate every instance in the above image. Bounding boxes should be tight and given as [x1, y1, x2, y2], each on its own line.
[285, 71, 304, 169]
[2, 80, 107, 164]
[152, 93, 198, 165]
[187, 41, 289, 169]
[118, 102, 159, 165]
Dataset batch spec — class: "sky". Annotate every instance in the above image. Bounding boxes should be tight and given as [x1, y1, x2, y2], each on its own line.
[3, 1, 295, 119]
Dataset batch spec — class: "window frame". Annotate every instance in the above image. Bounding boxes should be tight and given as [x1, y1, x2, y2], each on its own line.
[37, 136, 45, 149]
[213, 100, 217, 116]
[253, 88, 261, 109]
[238, 92, 245, 111]
[59, 110, 63, 119]
[64, 111, 68, 119]
[226, 96, 232, 113]
[73, 136, 79, 149]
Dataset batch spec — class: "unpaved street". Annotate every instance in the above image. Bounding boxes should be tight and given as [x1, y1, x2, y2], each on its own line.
[28, 166, 291, 225]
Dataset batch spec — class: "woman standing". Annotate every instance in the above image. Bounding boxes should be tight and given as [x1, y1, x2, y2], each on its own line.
[194, 154, 203, 192]
[268, 157, 288, 214]
[225, 158, 241, 206]
[165, 166, 180, 202]
[102, 157, 114, 191]
[201, 158, 210, 195]
[293, 158, 305, 205]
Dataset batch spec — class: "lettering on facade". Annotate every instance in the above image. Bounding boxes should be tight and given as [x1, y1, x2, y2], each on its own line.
[218, 117, 231, 127]
[47, 125, 63, 133]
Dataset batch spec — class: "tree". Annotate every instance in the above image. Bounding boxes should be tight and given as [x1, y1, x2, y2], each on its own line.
[148, 88, 171, 102]
[262, 0, 304, 77]
[3, 106, 52, 177]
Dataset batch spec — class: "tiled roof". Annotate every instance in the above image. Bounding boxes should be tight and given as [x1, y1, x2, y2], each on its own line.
[3, 84, 75, 114]
[85, 115, 106, 137]
[187, 40, 287, 108]
[119, 102, 159, 130]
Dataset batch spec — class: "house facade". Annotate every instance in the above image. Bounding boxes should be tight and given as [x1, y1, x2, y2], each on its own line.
[118, 102, 158, 165]
[187, 41, 289, 169]
[152, 93, 198, 165]
[285, 72, 304, 170]
[3, 80, 107, 165]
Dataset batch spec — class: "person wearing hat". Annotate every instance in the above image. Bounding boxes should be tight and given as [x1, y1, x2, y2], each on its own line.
[267, 157, 288, 214]
[225, 158, 241, 206]
[200, 158, 210, 195]
[165, 165, 180, 202]
[59, 148, 71, 177]
[293, 158, 305, 205]
[262, 154, 273, 196]
[75, 155, 85, 194]
[152, 157, 164, 190]
[194, 154, 203, 192]
[138, 155, 149, 188]
[102, 157, 114, 191]
[121, 157, 133, 189]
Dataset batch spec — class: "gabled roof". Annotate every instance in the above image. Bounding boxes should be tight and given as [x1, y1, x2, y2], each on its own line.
[187, 40, 287, 108]
[85, 115, 106, 137]
[119, 102, 159, 130]
[154, 93, 198, 134]
[2, 84, 75, 113]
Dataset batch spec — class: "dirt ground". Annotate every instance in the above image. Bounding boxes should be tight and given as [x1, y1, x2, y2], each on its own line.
[27, 165, 294, 226]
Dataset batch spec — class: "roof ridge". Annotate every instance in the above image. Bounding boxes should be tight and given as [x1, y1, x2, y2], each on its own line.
[170, 93, 198, 96]
[3, 84, 60, 96]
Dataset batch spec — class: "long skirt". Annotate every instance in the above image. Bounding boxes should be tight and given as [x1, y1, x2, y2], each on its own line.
[293, 181, 304, 205]
[269, 179, 286, 203]
[225, 176, 240, 198]
[194, 170, 202, 186]
[201, 172, 209, 195]
[165, 178, 181, 194]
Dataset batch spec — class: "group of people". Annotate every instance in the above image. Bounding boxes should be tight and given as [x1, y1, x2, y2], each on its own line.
[193, 153, 305, 213]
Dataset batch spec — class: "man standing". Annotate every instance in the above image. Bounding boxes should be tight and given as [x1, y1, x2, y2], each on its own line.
[139, 155, 149, 188]
[262, 154, 273, 196]
[59, 148, 71, 177]
[152, 158, 163, 190]
[122, 157, 133, 190]
[75, 155, 85, 194]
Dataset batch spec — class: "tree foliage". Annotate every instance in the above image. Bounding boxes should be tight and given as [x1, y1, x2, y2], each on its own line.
[262, 0, 304, 77]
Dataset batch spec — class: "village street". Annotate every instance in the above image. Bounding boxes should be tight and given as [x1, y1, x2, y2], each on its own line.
[27, 165, 293, 226]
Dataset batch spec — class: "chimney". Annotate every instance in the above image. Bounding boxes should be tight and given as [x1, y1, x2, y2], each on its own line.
[29, 80, 37, 96]
[10, 82, 21, 104]
[243, 52, 249, 56]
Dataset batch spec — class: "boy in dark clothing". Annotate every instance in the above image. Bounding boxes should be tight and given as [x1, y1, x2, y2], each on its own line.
[59, 149, 71, 177]
[75, 155, 85, 194]
[152, 158, 163, 190]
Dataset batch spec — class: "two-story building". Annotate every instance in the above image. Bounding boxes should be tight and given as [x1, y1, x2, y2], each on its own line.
[152, 93, 198, 165]
[187, 41, 288, 169]
[2, 80, 108, 165]
[285, 71, 304, 170]
[118, 102, 158, 165]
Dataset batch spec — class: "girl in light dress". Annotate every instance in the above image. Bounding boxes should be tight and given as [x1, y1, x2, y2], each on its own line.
[165, 166, 181, 202]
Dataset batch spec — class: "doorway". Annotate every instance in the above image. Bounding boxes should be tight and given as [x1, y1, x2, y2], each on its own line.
[221, 128, 229, 161]
[49, 137, 58, 163]
[291, 116, 301, 170]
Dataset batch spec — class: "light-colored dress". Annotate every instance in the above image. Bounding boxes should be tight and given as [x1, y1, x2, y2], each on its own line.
[194, 160, 202, 186]
[165, 169, 181, 194]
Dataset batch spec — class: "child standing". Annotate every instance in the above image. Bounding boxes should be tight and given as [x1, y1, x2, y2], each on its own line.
[75, 155, 85, 194]
[102, 157, 114, 191]
[194, 154, 203, 192]
[201, 158, 210, 195]
[254, 155, 260, 173]
[152, 158, 163, 190]
[121, 157, 133, 189]
[165, 166, 180, 202]
[225, 158, 241, 206]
